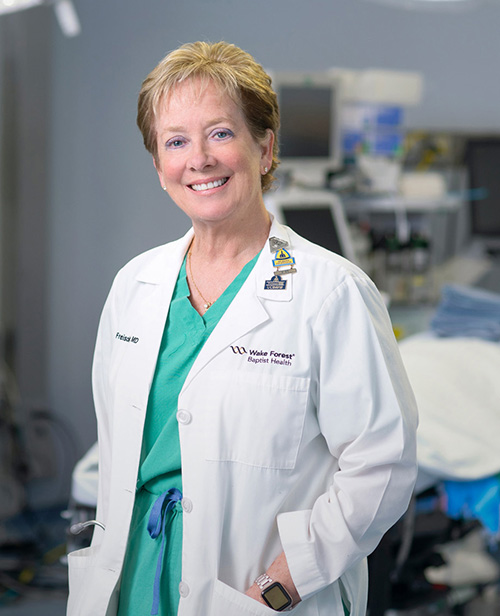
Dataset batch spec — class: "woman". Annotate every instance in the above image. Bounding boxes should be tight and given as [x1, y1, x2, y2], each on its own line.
[67, 41, 418, 616]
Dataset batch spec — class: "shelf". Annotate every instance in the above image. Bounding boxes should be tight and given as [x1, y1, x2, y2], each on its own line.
[343, 193, 463, 214]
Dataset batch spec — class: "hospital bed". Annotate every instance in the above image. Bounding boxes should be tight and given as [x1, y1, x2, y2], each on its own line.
[368, 283, 500, 615]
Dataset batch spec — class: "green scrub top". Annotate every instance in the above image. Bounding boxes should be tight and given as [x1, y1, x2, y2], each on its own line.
[117, 250, 260, 616]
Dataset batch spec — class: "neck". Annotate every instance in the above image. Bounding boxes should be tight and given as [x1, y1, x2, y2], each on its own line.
[190, 207, 271, 264]
[186, 207, 271, 315]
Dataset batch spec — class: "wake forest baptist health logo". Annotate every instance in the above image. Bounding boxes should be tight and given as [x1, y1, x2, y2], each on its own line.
[231, 346, 247, 355]
[230, 346, 295, 367]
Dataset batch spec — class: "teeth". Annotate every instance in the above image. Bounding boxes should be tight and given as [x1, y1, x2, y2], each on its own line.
[191, 178, 228, 192]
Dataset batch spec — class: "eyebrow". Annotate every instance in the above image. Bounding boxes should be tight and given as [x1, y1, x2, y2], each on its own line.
[161, 117, 234, 134]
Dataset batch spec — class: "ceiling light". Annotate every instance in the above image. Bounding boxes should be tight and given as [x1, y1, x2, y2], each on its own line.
[53, 0, 80, 37]
[0, 0, 80, 36]
[0, 0, 44, 15]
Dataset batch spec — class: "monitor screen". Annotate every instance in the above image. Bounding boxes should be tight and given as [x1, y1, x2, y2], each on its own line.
[272, 72, 342, 179]
[265, 189, 356, 263]
[281, 206, 344, 255]
[279, 87, 332, 158]
[465, 137, 500, 237]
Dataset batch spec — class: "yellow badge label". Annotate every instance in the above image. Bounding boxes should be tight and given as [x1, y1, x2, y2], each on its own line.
[273, 248, 296, 268]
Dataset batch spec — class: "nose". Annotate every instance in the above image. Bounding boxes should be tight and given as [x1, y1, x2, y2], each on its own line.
[187, 140, 216, 171]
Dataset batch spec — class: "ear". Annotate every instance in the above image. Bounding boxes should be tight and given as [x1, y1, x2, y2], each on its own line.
[260, 129, 275, 169]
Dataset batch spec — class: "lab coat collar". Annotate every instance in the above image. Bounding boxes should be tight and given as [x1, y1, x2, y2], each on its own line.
[134, 228, 194, 285]
[129, 216, 295, 394]
[133, 216, 295, 302]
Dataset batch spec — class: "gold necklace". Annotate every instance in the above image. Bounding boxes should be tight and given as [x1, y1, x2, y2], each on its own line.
[188, 248, 214, 311]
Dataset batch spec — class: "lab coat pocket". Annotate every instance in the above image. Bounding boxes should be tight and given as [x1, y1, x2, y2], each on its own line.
[210, 579, 281, 615]
[338, 559, 368, 616]
[204, 373, 310, 469]
[67, 546, 96, 612]
[210, 580, 316, 615]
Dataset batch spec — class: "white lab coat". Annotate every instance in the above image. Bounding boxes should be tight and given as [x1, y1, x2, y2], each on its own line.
[67, 217, 418, 616]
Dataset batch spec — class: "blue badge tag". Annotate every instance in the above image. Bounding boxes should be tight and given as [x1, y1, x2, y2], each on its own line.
[264, 275, 287, 290]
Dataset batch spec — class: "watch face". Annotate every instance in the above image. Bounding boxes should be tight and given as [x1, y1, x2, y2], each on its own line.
[262, 582, 292, 611]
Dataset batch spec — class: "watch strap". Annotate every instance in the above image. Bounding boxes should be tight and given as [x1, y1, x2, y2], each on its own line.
[255, 573, 274, 591]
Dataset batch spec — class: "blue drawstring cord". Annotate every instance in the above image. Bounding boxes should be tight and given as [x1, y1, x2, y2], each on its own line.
[147, 487, 183, 615]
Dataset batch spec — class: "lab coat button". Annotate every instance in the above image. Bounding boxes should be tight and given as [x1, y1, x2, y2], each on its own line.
[176, 410, 192, 425]
[179, 581, 190, 597]
[181, 498, 193, 513]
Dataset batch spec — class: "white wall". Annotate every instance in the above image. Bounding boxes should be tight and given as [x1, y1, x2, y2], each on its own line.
[14, 0, 500, 496]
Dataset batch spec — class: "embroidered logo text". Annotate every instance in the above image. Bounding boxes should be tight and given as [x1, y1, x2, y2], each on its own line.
[230, 346, 295, 367]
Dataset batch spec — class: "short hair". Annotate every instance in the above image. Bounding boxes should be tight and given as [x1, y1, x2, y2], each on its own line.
[137, 41, 280, 193]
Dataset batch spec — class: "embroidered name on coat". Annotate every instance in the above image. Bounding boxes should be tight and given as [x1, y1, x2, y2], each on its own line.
[115, 332, 139, 344]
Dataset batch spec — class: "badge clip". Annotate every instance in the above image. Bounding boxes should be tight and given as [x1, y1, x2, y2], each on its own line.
[269, 237, 289, 252]
[274, 267, 297, 276]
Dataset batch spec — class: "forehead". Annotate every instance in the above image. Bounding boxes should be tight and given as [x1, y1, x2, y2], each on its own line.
[158, 78, 243, 121]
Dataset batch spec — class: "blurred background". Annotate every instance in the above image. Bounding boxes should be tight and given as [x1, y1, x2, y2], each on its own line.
[1, 0, 500, 614]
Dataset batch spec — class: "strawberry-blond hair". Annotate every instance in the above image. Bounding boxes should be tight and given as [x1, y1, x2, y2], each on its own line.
[137, 41, 280, 193]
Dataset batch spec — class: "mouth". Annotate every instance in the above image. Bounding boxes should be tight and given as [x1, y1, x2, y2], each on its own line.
[189, 177, 229, 192]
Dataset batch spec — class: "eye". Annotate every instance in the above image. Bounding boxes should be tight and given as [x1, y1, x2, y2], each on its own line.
[165, 137, 186, 149]
[211, 129, 234, 141]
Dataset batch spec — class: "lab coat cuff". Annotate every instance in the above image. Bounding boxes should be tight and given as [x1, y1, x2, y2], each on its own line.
[277, 509, 327, 600]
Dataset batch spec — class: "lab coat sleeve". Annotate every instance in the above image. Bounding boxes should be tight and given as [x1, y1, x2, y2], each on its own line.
[90, 279, 120, 547]
[277, 275, 418, 600]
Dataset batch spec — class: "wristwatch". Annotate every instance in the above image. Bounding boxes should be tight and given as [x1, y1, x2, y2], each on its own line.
[255, 573, 293, 611]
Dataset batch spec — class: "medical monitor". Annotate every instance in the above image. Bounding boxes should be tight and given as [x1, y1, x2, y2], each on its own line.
[465, 137, 500, 250]
[271, 72, 343, 185]
[266, 189, 356, 263]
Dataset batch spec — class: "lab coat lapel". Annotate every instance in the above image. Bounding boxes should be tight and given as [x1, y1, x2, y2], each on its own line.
[181, 219, 294, 392]
[181, 283, 268, 393]
[128, 229, 194, 408]
[98, 231, 195, 577]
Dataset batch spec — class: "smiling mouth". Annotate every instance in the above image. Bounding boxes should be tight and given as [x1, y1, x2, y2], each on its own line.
[189, 177, 229, 192]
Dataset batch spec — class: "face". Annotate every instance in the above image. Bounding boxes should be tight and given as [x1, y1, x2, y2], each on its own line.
[154, 79, 274, 229]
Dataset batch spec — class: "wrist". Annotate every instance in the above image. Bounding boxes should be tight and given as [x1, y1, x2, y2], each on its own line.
[254, 572, 294, 612]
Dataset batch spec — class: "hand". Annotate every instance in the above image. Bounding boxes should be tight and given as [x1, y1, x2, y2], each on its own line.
[245, 551, 301, 608]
